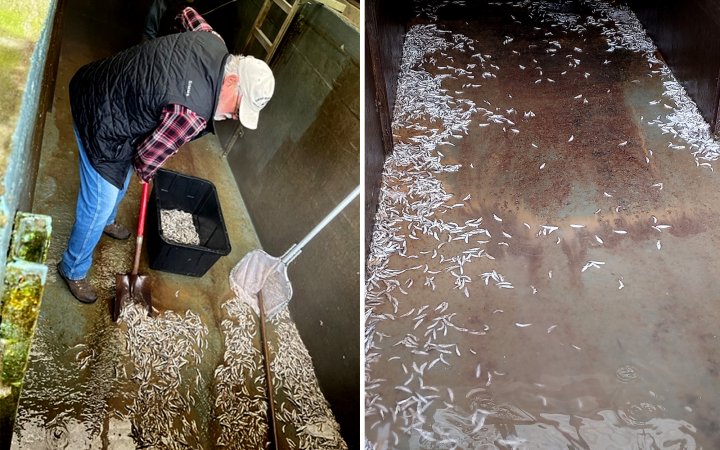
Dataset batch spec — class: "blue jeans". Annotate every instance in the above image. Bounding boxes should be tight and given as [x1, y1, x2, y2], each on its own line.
[60, 127, 132, 280]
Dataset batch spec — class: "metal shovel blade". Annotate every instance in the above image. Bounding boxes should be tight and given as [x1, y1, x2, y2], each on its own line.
[114, 181, 153, 322]
[114, 273, 152, 321]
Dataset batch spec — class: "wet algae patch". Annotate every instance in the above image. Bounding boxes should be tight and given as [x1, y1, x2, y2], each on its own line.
[0, 264, 47, 385]
[9, 213, 52, 267]
[0, 213, 51, 447]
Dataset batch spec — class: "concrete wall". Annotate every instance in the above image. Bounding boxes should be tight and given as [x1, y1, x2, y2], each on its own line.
[222, 4, 360, 448]
[0, 0, 62, 302]
[365, 39, 385, 258]
[0, 0, 63, 442]
[365, 0, 411, 255]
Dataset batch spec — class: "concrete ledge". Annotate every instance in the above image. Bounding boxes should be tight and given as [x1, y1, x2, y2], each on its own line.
[0, 0, 58, 292]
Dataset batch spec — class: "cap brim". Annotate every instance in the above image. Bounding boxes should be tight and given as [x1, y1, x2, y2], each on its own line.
[239, 96, 259, 130]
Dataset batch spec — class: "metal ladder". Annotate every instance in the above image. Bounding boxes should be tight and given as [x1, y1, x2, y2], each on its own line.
[242, 0, 348, 63]
[242, 0, 302, 63]
[223, 0, 349, 157]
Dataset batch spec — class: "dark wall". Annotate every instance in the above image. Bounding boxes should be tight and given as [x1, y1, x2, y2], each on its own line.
[626, 0, 720, 133]
[364, 38, 384, 259]
[224, 4, 360, 448]
[205, 0, 289, 58]
[365, 0, 411, 256]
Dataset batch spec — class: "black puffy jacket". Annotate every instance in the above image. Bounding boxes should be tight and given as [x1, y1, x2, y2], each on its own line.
[69, 31, 228, 188]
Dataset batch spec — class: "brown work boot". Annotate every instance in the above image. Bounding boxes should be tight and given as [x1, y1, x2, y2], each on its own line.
[57, 264, 97, 304]
[103, 223, 131, 240]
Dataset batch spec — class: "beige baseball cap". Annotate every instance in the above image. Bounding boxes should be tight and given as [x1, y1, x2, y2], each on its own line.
[237, 56, 275, 130]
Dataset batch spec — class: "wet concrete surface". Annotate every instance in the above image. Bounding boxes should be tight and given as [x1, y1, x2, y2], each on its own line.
[366, 2, 720, 449]
[8, 0, 347, 447]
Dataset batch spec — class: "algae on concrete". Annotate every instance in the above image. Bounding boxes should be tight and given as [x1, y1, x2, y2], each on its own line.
[0, 0, 47, 40]
[0, 262, 47, 386]
[0, 0, 57, 289]
[0, 212, 51, 445]
[9, 213, 51, 265]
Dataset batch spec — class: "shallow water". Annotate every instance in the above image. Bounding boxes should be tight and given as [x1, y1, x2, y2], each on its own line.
[366, 2, 720, 448]
[13, 291, 346, 449]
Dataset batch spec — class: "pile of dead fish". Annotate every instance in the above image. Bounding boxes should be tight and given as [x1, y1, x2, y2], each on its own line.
[365, 0, 720, 448]
[367, 21, 480, 356]
[412, 0, 466, 20]
[271, 308, 347, 450]
[366, 22, 486, 447]
[119, 302, 208, 448]
[583, 0, 720, 161]
[214, 296, 347, 449]
[160, 209, 200, 246]
[213, 297, 271, 448]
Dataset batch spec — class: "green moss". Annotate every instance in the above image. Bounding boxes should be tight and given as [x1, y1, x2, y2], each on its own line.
[0, 11, 32, 40]
[1, 340, 30, 385]
[0, 45, 25, 107]
[0, 41, 29, 158]
[0, 270, 43, 334]
[16, 232, 45, 263]
[11, 214, 52, 264]
[0, 0, 50, 40]
[0, 267, 44, 384]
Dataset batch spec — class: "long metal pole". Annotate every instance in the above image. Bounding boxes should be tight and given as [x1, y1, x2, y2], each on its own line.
[281, 185, 360, 264]
[258, 291, 281, 449]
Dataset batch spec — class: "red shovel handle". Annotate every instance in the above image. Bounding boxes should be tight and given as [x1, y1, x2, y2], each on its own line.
[137, 181, 150, 238]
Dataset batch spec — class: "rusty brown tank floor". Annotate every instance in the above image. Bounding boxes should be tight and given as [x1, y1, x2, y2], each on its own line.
[366, 2, 720, 449]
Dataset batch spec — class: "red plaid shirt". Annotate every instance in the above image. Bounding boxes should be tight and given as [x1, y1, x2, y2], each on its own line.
[133, 7, 222, 182]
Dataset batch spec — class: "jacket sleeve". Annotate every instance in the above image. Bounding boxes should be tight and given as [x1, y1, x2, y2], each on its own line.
[174, 6, 215, 33]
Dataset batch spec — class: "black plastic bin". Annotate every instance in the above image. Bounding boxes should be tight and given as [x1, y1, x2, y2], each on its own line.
[146, 169, 231, 277]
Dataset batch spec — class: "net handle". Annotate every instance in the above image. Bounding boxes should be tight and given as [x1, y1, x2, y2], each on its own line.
[281, 185, 360, 265]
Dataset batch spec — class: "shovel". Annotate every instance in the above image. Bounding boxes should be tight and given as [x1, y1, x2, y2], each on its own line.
[114, 181, 152, 321]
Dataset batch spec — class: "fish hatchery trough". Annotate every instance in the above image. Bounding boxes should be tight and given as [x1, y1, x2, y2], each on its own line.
[0, 0, 360, 448]
[366, 0, 720, 448]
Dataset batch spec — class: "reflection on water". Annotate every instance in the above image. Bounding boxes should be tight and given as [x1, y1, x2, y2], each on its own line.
[402, 407, 696, 449]
[366, 1, 720, 449]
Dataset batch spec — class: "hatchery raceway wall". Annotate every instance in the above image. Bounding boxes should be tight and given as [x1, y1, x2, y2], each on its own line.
[365, 0, 720, 252]
[365, 0, 412, 256]
[0, 0, 360, 447]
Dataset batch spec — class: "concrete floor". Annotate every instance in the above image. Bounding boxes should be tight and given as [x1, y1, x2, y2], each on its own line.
[8, 0, 347, 448]
[366, 2, 720, 449]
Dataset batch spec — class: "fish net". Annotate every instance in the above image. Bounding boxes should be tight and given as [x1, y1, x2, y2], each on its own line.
[229, 250, 292, 318]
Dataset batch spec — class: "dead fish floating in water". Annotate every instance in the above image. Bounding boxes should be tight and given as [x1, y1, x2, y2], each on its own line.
[581, 260, 605, 272]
